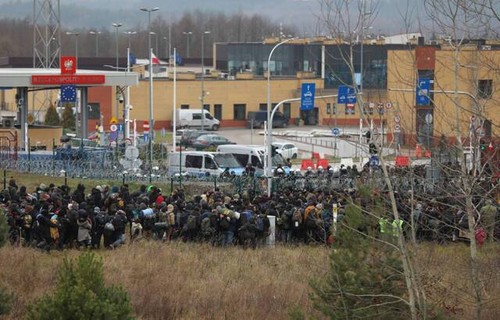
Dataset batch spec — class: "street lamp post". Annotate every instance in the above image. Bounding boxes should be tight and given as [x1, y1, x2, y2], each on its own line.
[124, 31, 136, 51]
[89, 31, 101, 57]
[201, 31, 211, 131]
[183, 31, 192, 58]
[266, 37, 294, 183]
[150, 31, 158, 55]
[123, 31, 136, 141]
[140, 6, 160, 172]
[113, 23, 123, 120]
[65, 32, 79, 67]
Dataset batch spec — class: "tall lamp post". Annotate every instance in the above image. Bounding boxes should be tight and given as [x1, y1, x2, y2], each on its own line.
[124, 31, 137, 50]
[183, 31, 192, 58]
[123, 31, 136, 141]
[89, 31, 101, 57]
[150, 31, 158, 55]
[201, 31, 211, 131]
[112, 23, 123, 120]
[140, 6, 160, 171]
[65, 32, 79, 67]
[266, 37, 294, 183]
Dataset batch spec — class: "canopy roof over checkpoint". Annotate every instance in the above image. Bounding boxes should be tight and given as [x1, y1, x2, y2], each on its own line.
[0, 68, 138, 87]
[0, 67, 139, 148]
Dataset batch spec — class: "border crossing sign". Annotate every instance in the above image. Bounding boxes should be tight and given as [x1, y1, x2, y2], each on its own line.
[300, 83, 315, 111]
[337, 85, 356, 104]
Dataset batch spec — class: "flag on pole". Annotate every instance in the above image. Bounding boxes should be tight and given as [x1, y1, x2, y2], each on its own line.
[60, 85, 77, 102]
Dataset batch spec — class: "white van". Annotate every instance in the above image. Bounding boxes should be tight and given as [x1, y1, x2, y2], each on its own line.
[216, 144, 290, 175]
[167, 151, 245, 177]
[176, 109, 220, 131]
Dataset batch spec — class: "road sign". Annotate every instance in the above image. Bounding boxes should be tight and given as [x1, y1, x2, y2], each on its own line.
[370, 155, 379, 167]
[385, 102, 392, 109]
[425, 112, 433, 124]
[300, 83, 315, 111]
[117, 123, 123, 133]
[110, 116, 118, 124]
[346, 103, 355, 114]
[394, 124, 401, 132]
[110, 124, 118, 132]
[394, 115, 401, 123]
[331, 127, 340, 136]
[416, 78, 430, 105]
[337, 85, 356, 104]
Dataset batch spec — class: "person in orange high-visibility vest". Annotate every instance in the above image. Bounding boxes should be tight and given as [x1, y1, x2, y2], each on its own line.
[415, 144, 422, 158]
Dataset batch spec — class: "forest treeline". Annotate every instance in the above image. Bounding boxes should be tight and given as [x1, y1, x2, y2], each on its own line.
[0, 10, 297, 59]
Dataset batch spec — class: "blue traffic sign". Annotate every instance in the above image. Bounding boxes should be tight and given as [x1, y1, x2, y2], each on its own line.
[300, 83, 315, 111]
[117, 123, 124, 133]
[337, 85, 357, 104]
[331, 127, 340, 136]
[370, 155, 379, 167]
[416, 78, 430, 105]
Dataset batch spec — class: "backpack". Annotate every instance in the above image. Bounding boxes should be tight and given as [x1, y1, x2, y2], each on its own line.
[292, 208, 303, 226]
[104, 221, 115, 231]
[255, 215, 264, 232]
[201, 216, 215, 236]
[94, 213, 107, 227]
[219, 216, 230, 230]
[186, 215, 198, 231]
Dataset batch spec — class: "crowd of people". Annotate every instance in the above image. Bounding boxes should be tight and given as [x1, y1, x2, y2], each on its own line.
[1, 167, 498, 251]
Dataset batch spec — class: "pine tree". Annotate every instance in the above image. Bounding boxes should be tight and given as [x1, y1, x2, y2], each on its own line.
[25, 252, 133, 320]
[60, 103, 75, 130]
[310, 200, 408, 319]
[0, 286, 13, 315]
[44, 104, 60, 126]
[0, 208, 8, 247]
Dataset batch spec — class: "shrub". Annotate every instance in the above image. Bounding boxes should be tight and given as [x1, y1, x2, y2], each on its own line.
[0, 209, 8, 247]
[0, 286, 13, 315]
[309, 201, 408, 319]
[25, 252, 133, 320]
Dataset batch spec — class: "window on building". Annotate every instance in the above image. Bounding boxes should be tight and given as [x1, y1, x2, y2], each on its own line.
[180, 104, 189, 109]
[478, 79, 493, 99]
[259, 103, 267, 111]
[233, 104, 246, 120]
[326, 103, 331, 115]
[283, 103, 291, 118]
[87, 103, 100, 119]
[332, 103, 337, 115]
[203, 104, 210, 112]
[214, 104, 222, 120]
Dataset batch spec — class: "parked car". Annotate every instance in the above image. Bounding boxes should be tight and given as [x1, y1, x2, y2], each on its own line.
[272, 142, 299, 159]
[247, 111, 289, 129]
[192, 134, 235, 149]
[179, 130, 209, 148]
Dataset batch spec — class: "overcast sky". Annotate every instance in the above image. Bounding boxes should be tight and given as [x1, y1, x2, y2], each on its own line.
[0, 0, 424, 36]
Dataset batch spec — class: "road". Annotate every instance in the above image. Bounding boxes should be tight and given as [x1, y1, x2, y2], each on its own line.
[215, 126, 394, 161]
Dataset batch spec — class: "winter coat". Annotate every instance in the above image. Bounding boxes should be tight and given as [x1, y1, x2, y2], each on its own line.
[77, 218, 92, 242]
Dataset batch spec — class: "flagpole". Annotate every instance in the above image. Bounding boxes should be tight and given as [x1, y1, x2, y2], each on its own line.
[172, 48, 177, 150]
[125, 47, 131, 140]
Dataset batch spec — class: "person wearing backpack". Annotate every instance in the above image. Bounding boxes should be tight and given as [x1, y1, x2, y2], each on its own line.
[110, 210, 127, 249]
[92, 207, 107, 249]
[255, 212, 270, 247]
[77, 209, 92, 249]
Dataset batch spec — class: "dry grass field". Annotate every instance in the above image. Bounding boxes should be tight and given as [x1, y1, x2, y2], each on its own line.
[0, 243, 330, 319]
[1, 242, 500, 319]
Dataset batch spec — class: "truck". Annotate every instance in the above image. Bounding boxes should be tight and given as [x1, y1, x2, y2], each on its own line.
[175, 109, 220, 131]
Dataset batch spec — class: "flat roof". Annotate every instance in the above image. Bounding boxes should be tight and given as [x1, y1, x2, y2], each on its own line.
[0, 68, 139, 87]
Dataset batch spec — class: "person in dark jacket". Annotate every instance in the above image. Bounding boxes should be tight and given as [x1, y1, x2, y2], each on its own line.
[110, 210, 127, 249]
